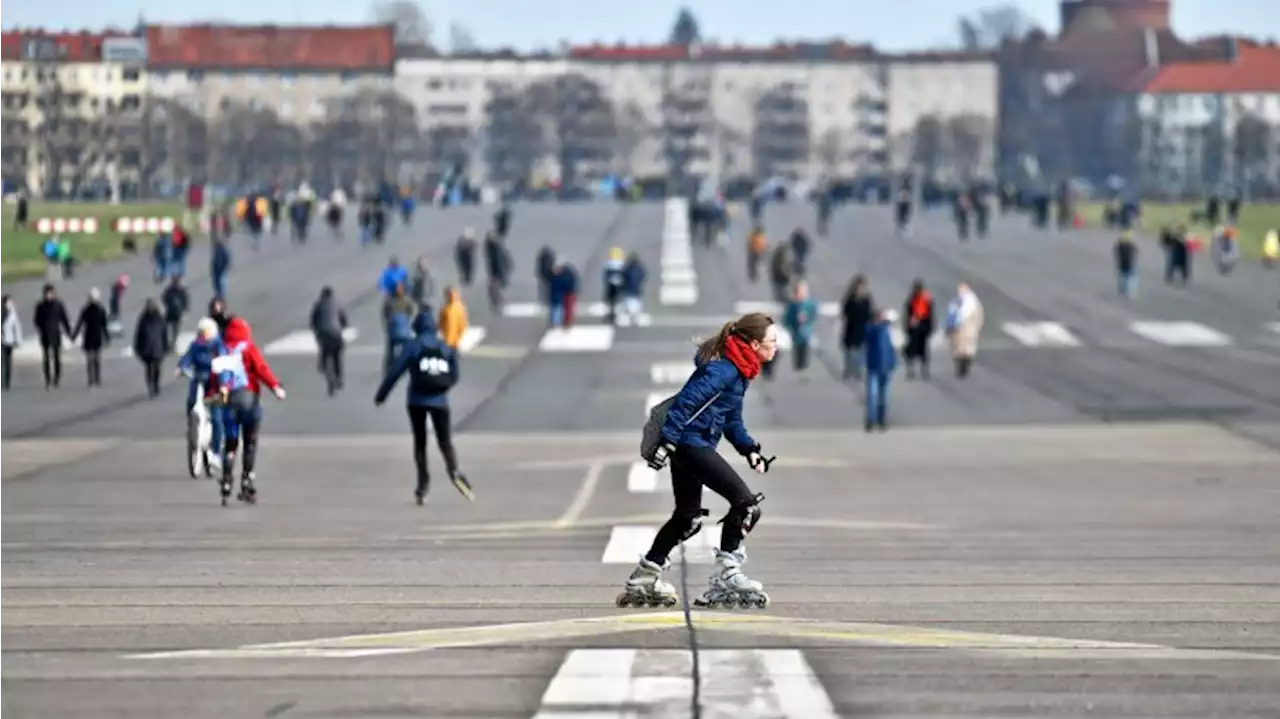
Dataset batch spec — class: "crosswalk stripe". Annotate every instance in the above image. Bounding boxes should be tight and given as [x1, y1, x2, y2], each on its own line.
[1001, 321, 1081, 347]
[262, 328, 360, 355]
[502, 302, 647, 320]
[650, 361, 694, 385]
[644, 392, 669, 416]
[601, 525, 719, 563]
[538, 325, 615, 352]
[776, 328, 817, 351]
[659, 285, 699, 305]
[457, 327, 486, 353]
[1129, 321, 1231, 346]
[627, 461, 658, 493]
[533, 649, 838, 719]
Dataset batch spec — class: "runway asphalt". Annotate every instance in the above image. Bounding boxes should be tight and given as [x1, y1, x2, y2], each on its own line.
[3, 199, 1279, 718]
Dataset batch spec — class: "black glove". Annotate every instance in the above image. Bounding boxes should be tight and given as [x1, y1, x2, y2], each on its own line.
[374, 395, 386, 407]
[747, 446, 776, 473]
[647, 442, 675, 471]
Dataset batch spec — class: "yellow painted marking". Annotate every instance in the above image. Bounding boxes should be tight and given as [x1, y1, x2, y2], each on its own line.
[124, 611, 1280, 661]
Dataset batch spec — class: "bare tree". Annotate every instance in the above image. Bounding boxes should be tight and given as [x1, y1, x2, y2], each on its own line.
[946, 114, 995, 179]
[815, 128, 845, 177]
[910, 115, 945, 178]
[612, 101, 651, 175]
[206, 101, 294, 188]
[448, 23, 479, 54]
[1234, 113, 1271, 172]
[957, 3, 1039, 50]
[311, 88, 423, 189]
[752, 82, 811, 179]
[669, 7, 702, 46]
[372, 0, 433, 47]
[482, 81, 546, 187]
[136, 95, 209, 194]
[523, 74, 617, 188]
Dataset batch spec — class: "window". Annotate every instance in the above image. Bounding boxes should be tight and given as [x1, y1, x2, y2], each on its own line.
[427, 78, 443, 90]
[281, 72, 296, 87]
[120, 94, 141, 111]
[187, 69, 204, 82]
[123, 68, 140, 82]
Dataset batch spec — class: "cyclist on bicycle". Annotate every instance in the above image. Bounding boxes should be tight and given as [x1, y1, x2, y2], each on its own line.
[176, 317, 227, 471]
[213, 317, 285, 504]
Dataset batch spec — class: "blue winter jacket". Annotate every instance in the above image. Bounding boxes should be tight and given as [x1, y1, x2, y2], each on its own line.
[622, 262, 646, 296]
[177, 336, 228, 382]
[863, 321, 898, 374]
[375, 312, 459, 408]
[378, 264, 409, 296]
[548, 266, 579, 304]
[660, 355, 758, 454]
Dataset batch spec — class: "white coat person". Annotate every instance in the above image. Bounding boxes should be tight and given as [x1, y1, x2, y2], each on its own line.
[945, 282, 983, 379]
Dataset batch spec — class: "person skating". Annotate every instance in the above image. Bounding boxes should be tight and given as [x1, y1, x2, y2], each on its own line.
[374, 310, 473, 505]
[214, 317, 286, 505]
[33, 284, 71, 389]
[72, 288, 110, 387]
[623, 313, 778, 609]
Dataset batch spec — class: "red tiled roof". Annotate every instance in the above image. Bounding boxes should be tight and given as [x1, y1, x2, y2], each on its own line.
[144, 24, 394, 72]
[0, 30, 127, 62]
[1138, 45, 1280, 93]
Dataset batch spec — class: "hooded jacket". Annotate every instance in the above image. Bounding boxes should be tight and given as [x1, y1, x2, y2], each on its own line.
[383, 294, 418, 342]
[863, 320, 898, 374]
[219, 317, 282, 394]
[377, 264, 409, 296]
[659, 355, 757, 454]
[438, 288, 468, 349]
[374, 311, 459, 408]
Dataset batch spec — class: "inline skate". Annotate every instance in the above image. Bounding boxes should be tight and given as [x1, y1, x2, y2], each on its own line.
[615, 557, 679, 608]
[237, 473, 257, 504]
[219, 477, 233, 506]
[693, 548, 769, 609]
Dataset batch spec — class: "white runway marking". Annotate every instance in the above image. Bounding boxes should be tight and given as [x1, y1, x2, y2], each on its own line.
[1002, 321, 1081, 347]
[650, 361, 695, 385]
[601, 524, 720, 564]
[775, 328, 817, 351]
[262, 327, 359, 355]
[659, 285, 699, 305]
[627, 461, 659, 493]
[555, 463, 604, 529]
[532, 649, 839, 719]
[457, 326, 486, 352]
[1129, 321, 1231, 346]
[539, 326, 615, 352]
[733, 300, 839, 317]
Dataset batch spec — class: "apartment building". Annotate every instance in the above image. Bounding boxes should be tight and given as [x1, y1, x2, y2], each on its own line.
[142, 23, 395, 188]
[394, 42, 996, 185]
[1, 31, 147, 197]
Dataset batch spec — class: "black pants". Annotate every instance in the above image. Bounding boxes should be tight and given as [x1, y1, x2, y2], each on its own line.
[166, 318, 182, 350]
[319, 337, 344, 390]
[84, 349, 102, 386]
[41, 343, 61, 387]
[2, 345, 13, 390]
[646, 444, 754, 565]
[142, 358, 161, 395]
[408, 404, 458, 489]
[792, 341, 810, 372]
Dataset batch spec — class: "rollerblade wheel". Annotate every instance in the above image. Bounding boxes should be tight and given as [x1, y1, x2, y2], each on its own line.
[661, 596, 678, 608]
[615, 594, 632, 608]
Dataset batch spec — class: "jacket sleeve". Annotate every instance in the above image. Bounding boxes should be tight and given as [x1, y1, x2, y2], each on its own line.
[722, 387, 758, 456]
[374, 341, 416, 403]
[244, 345, 281, 390]
[659, 363, 733, 446]
[176, 341, 197, 372]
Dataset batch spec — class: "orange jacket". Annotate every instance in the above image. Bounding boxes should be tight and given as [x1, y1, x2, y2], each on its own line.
[438, 288, 468, 348]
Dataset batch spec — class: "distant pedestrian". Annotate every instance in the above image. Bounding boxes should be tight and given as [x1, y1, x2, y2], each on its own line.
[73, 288, 110, 387]
[211, 238, 231, 299]
[33, 284, 71, 389]
[863, 308, 898, 432]
[311, 286, 349, 396]
[840, 274, 874, 380]
[2, 294, 23, 391]
[162, 276, 190, 351]
[902, 280, 935, 380]
[133, 298, 168, 397]
[945, 283, 984, 379]
[783, 281, 818, 378]
[1114, 231, 1138, 298]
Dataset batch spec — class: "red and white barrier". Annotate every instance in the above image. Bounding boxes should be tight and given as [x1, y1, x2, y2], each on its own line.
[115, 217, 177, 233]
[34, 217, 99, 234]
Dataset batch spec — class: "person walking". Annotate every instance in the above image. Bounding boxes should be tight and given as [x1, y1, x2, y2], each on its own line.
[374, 310, 474, 505]
[133, 298, 169, 397]
[2, 294, 22, 391]
[945, 282, 984, 379]
[782, 281, 818, 379]
[863, 308, 898, 432]
[902, 280, 935, 380]
[72, 288, 111, 387]
[1114, 231, 1138, 298]
[840, 274, 874, 380]
[310, 286, 349, 395]
[622, 313, 779, 609]
[161, 276, 190, 351]
[33, 284, 71, 389]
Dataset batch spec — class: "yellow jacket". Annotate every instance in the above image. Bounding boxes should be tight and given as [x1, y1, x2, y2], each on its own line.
[438, 289, 468, 349]
[1263, 230, 1279, 260]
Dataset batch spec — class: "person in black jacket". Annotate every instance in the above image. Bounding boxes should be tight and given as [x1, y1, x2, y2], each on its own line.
[840, 274, 874, 380]
[1115, 231, 1138, 298]
[161, 277, 190, 352]
[133, 298, 169, 397]
[33, 284, 71, 389]
[902, 280, 936, 380]
[73, 288, 111, 387]
[310, 286, 349, 395]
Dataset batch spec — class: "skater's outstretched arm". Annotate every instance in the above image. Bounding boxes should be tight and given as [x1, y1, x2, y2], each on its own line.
[723, 396, 757, 456]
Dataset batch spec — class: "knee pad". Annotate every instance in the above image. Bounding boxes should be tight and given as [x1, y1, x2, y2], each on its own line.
[720, 493, 765, 534]
[676, 509, 709, 542]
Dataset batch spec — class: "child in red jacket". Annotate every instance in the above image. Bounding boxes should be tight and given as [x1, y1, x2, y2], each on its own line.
[214, 317, 285, 504]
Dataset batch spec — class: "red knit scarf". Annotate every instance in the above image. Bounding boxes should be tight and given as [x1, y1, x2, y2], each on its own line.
[724, 334, 762, 379]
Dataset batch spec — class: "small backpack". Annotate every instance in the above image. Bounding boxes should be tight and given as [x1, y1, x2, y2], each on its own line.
[640, 391, 721, 460]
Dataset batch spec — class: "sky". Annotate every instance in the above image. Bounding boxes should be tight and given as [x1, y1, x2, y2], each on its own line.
[1, 0, 1277, 52]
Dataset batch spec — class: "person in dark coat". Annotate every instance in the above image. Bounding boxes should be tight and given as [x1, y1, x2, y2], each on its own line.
[483, 230, 511, 312]
[133, 298, 169, 397]
[840, 274, 874, 380]
[902, 279, 936, 380]
[374, 310, 472, 505]
[33, 283, 71, 389]
[72, 288, 111, 387]
[210, 239, 231, 299]
[310, 286, 349, 395]
[536, 246, 556, 306]
[161, 276, 190, 352]
[863, 308, 899, 433]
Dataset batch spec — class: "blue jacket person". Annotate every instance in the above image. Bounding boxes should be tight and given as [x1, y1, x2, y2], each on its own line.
[375, 311, 473, 504]
[620, 312, 778, 609]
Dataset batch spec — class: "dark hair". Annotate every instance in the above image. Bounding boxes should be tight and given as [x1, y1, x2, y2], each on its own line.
[696, 312, 773, 363]
[844, 273, 867, 299]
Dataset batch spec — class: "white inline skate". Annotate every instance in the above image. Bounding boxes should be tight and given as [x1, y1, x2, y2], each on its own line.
[615, 557, 679, 608]
[693, 548, 770, 609]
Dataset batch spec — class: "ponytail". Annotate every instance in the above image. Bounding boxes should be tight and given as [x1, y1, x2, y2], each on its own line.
[695, 320, 736, 363]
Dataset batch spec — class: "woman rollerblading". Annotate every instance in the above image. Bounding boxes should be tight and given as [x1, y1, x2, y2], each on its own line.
[212, 317, 285, 507]
[625, 312, 778, 609]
